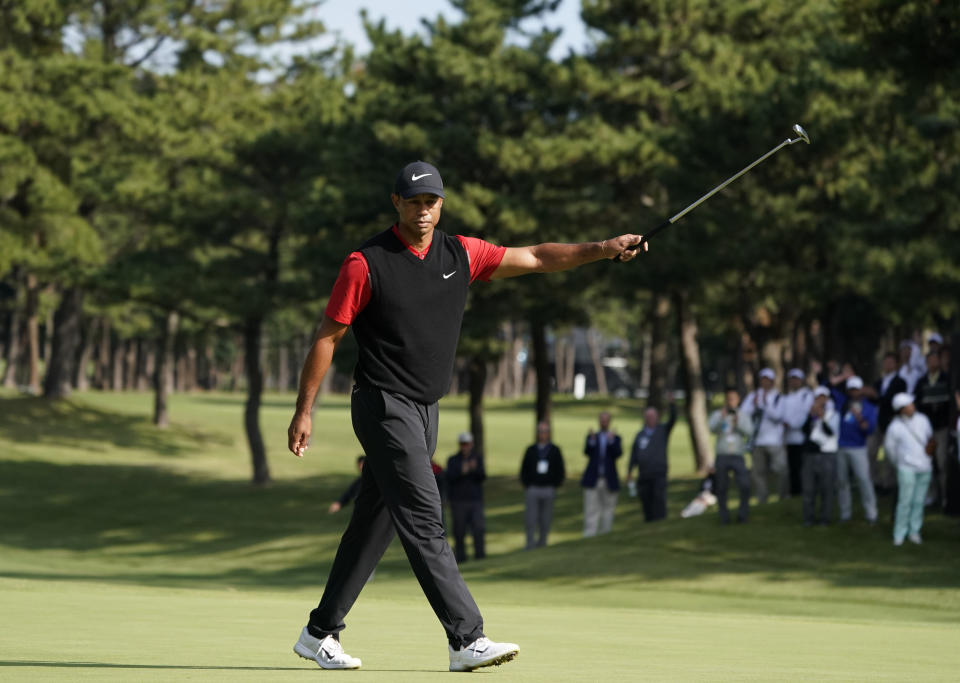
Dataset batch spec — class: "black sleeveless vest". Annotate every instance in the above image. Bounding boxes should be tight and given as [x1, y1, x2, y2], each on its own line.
[352, 227, 470, 404]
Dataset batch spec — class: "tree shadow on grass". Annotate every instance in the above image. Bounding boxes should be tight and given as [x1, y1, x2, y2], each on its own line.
[0, 397, 222, 456]
[2, 457, 960, 601]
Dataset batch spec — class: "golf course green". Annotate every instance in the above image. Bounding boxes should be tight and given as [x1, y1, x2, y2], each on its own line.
[2, 390, 959, 681]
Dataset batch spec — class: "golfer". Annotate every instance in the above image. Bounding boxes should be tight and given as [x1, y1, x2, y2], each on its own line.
[287, 161, 646, 672]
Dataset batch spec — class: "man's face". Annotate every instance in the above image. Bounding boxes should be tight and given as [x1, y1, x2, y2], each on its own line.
[788, 376, 803, 391]
[644, 408, 659, 429]
[459, 441, 473, 455]
[536, 423, 551, 443]
[813, 395, 828, 413]
[392, 193, 443, 233]
[882, 355, 897, 374]
[927, 353, 941, 374]
[899, 345, 911, 365]
[759, 377, 774, 391]
[598, 412, 611, 431]
[902, 402, 916, 417]
[725, 390, 740, 410]
[848, 387, 862, 401]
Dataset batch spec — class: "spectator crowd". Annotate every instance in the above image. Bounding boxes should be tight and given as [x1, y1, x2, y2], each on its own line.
[329, 333, 958, 555]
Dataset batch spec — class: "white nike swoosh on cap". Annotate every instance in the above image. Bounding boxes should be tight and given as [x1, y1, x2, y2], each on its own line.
[411, 173, 432, 181]
[443, 271, 456, 279]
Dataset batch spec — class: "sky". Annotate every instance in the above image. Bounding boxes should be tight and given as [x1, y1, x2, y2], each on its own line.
[313, 0, 589, 59]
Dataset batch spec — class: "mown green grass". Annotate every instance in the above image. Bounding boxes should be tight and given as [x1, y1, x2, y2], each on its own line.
[2, 390, 960, 681]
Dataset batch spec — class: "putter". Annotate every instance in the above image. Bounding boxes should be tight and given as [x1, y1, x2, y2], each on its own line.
[620, 124, 810, 257]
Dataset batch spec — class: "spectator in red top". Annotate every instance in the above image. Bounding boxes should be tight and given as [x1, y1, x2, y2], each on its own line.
[287, 160, 648, 672]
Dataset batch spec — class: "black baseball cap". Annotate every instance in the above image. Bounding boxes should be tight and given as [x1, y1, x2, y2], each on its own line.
[394, 161, 445, 199]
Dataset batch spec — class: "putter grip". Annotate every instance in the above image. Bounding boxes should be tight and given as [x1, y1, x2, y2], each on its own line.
[614, 219, 671, 261]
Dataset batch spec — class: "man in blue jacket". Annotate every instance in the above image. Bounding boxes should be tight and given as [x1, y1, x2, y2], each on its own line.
[832, 376, 878, 523]
[581, 411, 623, 536]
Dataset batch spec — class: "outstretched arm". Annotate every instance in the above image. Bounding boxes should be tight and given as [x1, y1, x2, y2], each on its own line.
[288, 315, 350, 457]
[489, 234, 646, 280]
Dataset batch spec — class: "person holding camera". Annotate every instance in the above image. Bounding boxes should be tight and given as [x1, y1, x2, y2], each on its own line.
[709, 388, 754, 524]
[833, 376, 878, 524]
[884, 393, 935, 545]
[801, 387, 840, 526]
[741, 368, 787, 504]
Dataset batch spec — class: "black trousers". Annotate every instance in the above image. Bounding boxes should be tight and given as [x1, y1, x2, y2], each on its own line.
[802, 451, 836, 525]
[308, 384, 484, 649]
[638, 474, 667, 522]
[715, 454, 751, 523]
[450, 500, 486, 562]
[787, 444, 805, 496]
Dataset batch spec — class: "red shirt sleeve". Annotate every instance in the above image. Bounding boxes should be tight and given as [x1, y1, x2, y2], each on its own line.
[324, 252, 371, 325]
[457, 235, 507, 283]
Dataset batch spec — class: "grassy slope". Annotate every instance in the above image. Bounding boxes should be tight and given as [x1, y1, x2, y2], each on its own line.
[2, 390, 959, 681]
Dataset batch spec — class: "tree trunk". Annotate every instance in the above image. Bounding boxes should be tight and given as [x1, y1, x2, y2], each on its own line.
[531, 318, 551, 423]
[110, 335, 124, 390]
[25, 273, 41, 393]
[138, 342, 155, 392]
[278, 342, 290, 391]
[93, 318, 111, 389]
[244, 317, 271, 485]
[42, 309, 54, 369]
[676, 291, 713, 472]
[468, 355, 487, 458]
[154, 311, 178, 427]
[648, 293, 670, 409]
[74, 316, 97, 391]
[123, 338, 137, 390]
[43, 287, 84, 398]
[587, 329, 609, 396]
[229, 335, 244, 391]
[2, 306, 22, 388]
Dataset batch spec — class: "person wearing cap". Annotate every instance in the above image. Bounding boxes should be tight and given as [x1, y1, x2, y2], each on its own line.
[520, 422, 566, 549]
[740, 368, 788, 504]
[582, 411, 624, 536]
[914, 350, 953, 509]
[801, 387, 840, 526]
[708, 388, 754, 524]
[884, 393, 934, 545]
[446, 432, 487, 563]
[832, 375, 878, 524]
[287, 160, 647, 671]
[781, 368, 815, 497]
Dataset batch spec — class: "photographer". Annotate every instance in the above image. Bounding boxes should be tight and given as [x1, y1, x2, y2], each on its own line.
[741, 368, 787, 504]
[833, 376, 878, 524]
[709, 388, 754, 524]
[801, 387, 839, 526]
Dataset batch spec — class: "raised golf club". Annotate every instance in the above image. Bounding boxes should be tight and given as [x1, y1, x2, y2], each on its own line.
[620, 124, 811, 257]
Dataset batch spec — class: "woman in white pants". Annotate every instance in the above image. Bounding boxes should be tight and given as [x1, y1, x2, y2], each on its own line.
[884, 393, 934, 546]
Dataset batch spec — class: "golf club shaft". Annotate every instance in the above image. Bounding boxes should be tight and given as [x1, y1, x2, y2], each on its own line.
[622, 135, 796, 255]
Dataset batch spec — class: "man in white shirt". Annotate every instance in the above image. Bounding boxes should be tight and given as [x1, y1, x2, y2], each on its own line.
[781, 368, 814, 497]
[884, 393, 934, 545]
[740, 368, 787, 504]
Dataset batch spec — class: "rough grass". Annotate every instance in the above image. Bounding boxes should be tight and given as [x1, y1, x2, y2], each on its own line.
[2, 390, 959, 681]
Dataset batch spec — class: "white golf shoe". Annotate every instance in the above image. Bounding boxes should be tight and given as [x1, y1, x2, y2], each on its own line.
[908, 533, 923, 545]
[293, 627, 361, 669]
[448, 636, 519, 672]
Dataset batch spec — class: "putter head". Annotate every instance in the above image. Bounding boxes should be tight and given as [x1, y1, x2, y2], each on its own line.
[791, 123, 810, 144]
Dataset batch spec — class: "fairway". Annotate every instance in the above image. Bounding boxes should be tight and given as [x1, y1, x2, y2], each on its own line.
[3, 391, 960, 681]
